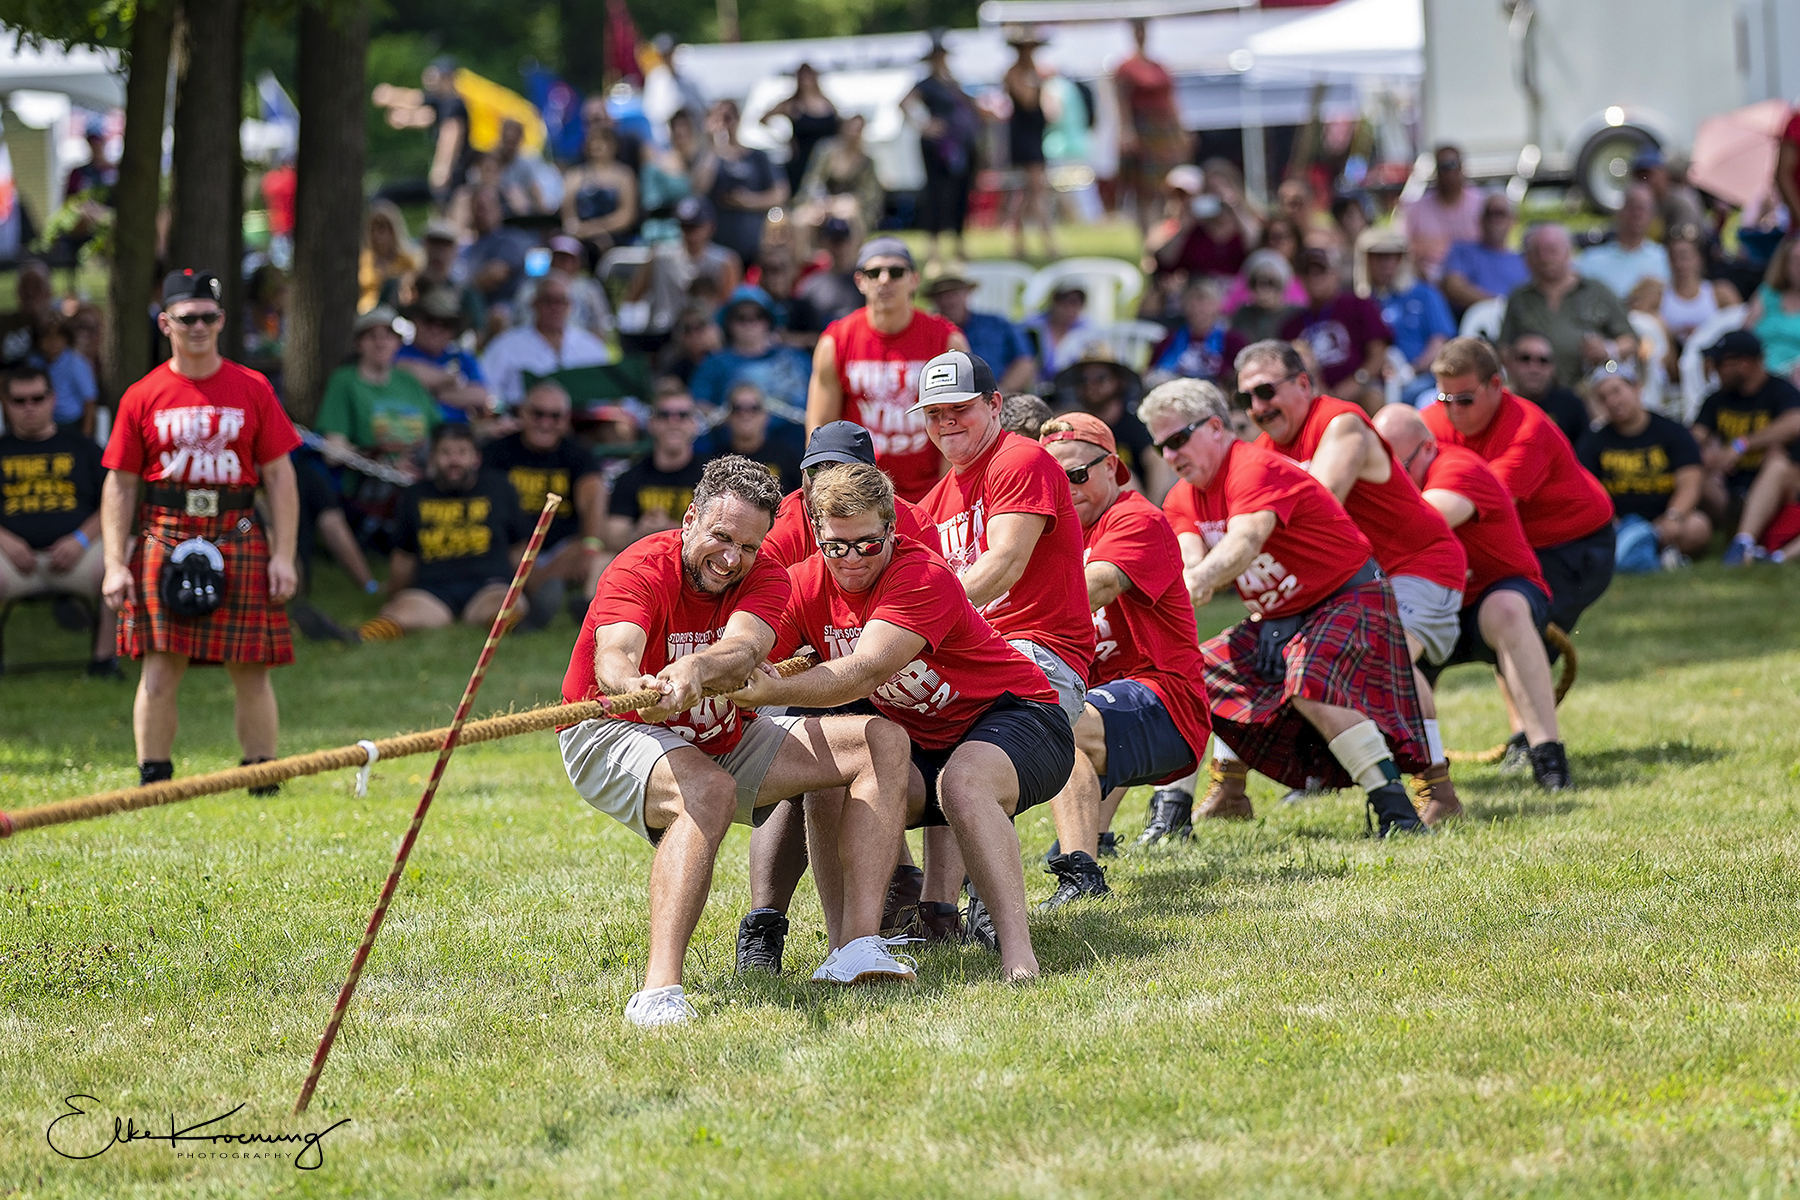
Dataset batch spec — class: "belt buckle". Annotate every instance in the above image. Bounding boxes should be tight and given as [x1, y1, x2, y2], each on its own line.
[184, 489, 219, 518]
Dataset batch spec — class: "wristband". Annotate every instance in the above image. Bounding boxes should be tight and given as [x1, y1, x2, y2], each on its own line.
[581, 536, 604, 554]
[364, 579, 380, 594]
[1732, 437, 1749, 455]
[72, 530, 90, 550]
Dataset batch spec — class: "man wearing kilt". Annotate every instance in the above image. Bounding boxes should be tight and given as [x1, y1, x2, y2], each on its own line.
[1141, 379, 1430, 837]
[100, 270, 302, 788]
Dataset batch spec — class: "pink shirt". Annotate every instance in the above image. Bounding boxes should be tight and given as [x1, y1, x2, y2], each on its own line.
[1402, 188, 1485, 282]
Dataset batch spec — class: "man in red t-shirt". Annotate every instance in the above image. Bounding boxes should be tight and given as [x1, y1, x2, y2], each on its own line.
[100, 269, 301, 790]
[1143, 379, 1429, 837]
[1375, 404, 1570, 792]
[1238, 338, 1468, 820]
[730, 462, 1072, 983]
[558, 457, 917, 1027]
[1038, 413, 1213, 872]
[806, 239, 967, 502]
[760, 421, 940, 570]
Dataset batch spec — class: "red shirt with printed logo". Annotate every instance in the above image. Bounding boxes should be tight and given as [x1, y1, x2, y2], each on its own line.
[920, 429, 1095, 683]
[103, 359, 301, 486]
[1083, 489, 1211, 774]
[562, 530, 791, 754]
[1258, 394, 1466, 592]
[824, 307, 959, 502]
[776, 536, 1057, 750]
[760, 487, 940, 569]
[1162, 439, 1372, 618]
[1421, 444, 1549, 600]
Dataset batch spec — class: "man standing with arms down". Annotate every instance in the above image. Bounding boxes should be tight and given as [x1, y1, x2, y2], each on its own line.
[1236, 339, 1469, 822]
[101, 269, 302, 788]
[559, 456, 917, 1027]
[806, 238, 967, 502]
[1145, 379, 1430, 837]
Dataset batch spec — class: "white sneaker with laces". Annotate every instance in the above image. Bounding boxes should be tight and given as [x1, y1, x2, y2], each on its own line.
[624, 984, 697, 1028]
[811, 935, 918, 984]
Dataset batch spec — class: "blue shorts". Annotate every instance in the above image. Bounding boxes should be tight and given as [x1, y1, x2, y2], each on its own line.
[1421, 576, 1551, 683]
[1085, 678, 1199, 795]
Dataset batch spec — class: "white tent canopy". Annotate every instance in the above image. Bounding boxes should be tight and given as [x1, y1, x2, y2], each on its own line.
[0, 29, 123, 111]
[1242, 0, 1423, 83]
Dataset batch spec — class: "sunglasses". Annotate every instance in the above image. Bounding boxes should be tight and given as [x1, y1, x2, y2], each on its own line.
[525, 408, 565, 420]
[1064, 453, 1111, 485]
[170, 311, 223, 327]
[7, 390, 50, 404]
[1153, 419, 1207, 455]
[818, 530, 890, 559]
[1235, 371, 1300, 407]
[1436, 390, 1481, 407]
[730, 403, 764, 415]
[653, 408, 695, 421]
[859, 266, 909, 282]
[1511, 353, 1553, 366]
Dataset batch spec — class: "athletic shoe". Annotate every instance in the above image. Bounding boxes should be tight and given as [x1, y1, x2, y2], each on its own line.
[1528, 741, 1573, 792]
[1038, 850, 1111, 912]
[1137, 789, 1194, 845]
[811, 935, 918, 984]
[522, 578, 564, 632]
[1196, 759, 1254, 821]
[915, 901, 964, 945]
[242, 757, 280, 798]
[735, 909, 788, 974]
[1722, 534, 1765, 567]
[963, 882, 999, 953]
[1410, 763, 1463, 827]
[1366, 781, 1430, 838]
[1660, 545, 1691, 571]
[289, 600, 360, 643]
[1279, 778, 1330, 805]
[1497, 732, 1531, 775]
[880, 865, 925, 937]
[624, 984, 697, 1028]
[1097, 831, 1119, 857]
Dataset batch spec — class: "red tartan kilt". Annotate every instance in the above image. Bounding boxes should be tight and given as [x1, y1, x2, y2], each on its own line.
[119, 509, 295, 667]
[1201, 580, 1427, 790]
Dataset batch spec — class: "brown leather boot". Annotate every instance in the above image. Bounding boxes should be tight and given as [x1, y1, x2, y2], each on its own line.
[1412, 762, 1463, 826]
[1196, 758, 1254, 820]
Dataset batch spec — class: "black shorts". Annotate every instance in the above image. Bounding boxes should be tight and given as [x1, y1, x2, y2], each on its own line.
[419, 576, 509, 617]
[910, 693, 1074, 828]
[1422, 577, 1551, 683]
[1535, 524, 1615, 650]
[1086, 678, 1198, 794]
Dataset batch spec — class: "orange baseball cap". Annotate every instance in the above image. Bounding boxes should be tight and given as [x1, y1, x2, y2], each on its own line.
[1040, 412, 1129, 484]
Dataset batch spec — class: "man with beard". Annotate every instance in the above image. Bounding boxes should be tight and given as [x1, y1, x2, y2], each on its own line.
[559, 456, 917, 1025]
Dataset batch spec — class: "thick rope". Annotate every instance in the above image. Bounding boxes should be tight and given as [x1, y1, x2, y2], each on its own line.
[1445, 624, 1577, 764]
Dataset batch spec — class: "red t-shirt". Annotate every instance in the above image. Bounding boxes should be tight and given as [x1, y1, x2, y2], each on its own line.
[775, 537, 1057, 750]
[760, 487, 940, 570]
[1422, 389, 1613, 548]
[561, 530, 791, 755]
[1161, 439, 1372, 618]
[1084, 490, 1211, 776]
[1421, 444, 1549, 600]
[261, 165, 297, 237]
[103, 359, 300, 487]
[920, 430, 1095, 682]
[823, 307, 959, 502]
[1259, 394, 1466, 592]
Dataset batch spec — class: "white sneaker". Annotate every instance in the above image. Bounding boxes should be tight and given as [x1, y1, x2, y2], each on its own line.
[623, 984, 697, 1028]
[1660, 545, 1691, 571]
[810, 935, 918, 984]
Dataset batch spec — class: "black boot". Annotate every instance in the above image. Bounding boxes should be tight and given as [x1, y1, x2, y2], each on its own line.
[1497, 731, 1530, 775]
[1137, 788, 1194, 845]
[1039, 850, 1111, 911]
[962, 880, 998, 953]
[916, 901, 963, 945]
[1096, 831, 1119, 858]
[1366, 781, 1430, 838]
[242, 757, 280, 798]
[881, 864, 925, 936]
[735, 909, 788, 974]
[139, 759, 173, 787]
[1528, 741, 1572, 792]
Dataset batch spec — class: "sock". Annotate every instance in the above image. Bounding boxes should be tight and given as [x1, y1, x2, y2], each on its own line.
[1326, 720, 1401, 794]
[358, 615, 404, 641]
[139, 759, 173, 786]
[1212, 735, 1241, 763]
[1424, 719, 1446, 765]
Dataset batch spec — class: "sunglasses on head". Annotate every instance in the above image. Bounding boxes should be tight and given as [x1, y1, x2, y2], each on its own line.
[1064, 453, 1111, 485]
[818, 530, 889, 559]
[1235, 371, 1300, 407]
[170, 310, 223, 327]
[859, 266, 909, 282]
[1153, 419, 1207, 454]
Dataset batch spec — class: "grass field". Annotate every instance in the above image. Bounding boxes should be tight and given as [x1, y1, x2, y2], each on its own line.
[3, 562, 1800, 1197]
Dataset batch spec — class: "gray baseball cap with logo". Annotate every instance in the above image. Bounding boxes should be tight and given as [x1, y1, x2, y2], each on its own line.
[906, 349, 998, 414]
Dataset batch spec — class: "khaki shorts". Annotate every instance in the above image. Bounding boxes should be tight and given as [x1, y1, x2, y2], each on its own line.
[1388, 574, 1464, 666]
[0, 538, 104, 603]
[559, 713, 802, 844]
[1008, 638, 1088, 727]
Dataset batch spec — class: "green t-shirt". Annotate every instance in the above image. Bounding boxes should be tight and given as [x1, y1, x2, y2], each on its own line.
[315, 365, 441, 457]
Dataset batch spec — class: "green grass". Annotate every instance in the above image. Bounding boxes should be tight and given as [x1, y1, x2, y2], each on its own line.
[3, 563, 1800, 1196]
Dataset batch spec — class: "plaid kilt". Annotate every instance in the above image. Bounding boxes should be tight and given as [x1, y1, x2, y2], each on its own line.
[1201, 579, 1427, 790]
[119, 508, 295, 667]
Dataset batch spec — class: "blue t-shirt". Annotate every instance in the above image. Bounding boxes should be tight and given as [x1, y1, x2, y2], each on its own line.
[1441, 241, 1529, 302]
[397, 343, 486, 425]
[689, 344, 813, 416]
[1375, 282, 1457, 365]
[41, 348, 97, 425]
[958, 312, 1031, 380]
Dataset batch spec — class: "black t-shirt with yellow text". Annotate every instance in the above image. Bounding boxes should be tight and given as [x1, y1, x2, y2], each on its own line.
[394, 470, 528, 591]
[0, 429, 104, 548]
[1694, 375, 1800, 491]
[609, 453, 711, 524]
[1577, 414, 1702, 521]
[482, 432, 599, 547]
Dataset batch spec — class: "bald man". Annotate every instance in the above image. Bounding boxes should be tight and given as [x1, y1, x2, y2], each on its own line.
[1372, 404, 1570, 792]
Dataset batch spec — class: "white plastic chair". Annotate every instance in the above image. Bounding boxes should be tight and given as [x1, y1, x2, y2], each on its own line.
[597, 246, 652, 291]
[1458, 296, 1505, 343]
[1059, 321, 1171, 374]
[1678, 305, 1746, 424]
[1023, 258, 1145, 325]
[959, 260, 1036, 320]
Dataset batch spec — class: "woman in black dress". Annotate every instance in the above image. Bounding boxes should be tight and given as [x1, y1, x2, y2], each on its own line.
[1003, 35, 1058, 260]
[762, 63, 840, 198]
[906, 38, 980, 266]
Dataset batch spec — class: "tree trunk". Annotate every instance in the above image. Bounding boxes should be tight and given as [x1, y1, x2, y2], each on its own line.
[106, 0, 176, 398]
[167, 0, 246, 359]
[559, 0, 608, 97]
[282, 1, 368, 426]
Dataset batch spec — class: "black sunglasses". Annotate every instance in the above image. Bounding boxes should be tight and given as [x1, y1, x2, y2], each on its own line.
[653, 408, 696, 420]
[1153, 419, 1207, 455]
[1511, 352, 1554, 366]
[7, 390, 51, 404]
[170, 311, 223, 327]
[818, 530, 890, 559]
[1064, 453, 1111, 485]
[1436, 390, 1480, 407]
[859, 266, 909, 282]
[1235, 371, 1300, 407]
[730, 403, 764, 415]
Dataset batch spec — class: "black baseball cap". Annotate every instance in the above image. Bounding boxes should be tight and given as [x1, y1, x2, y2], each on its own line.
[163, 269, 222, 307]
[801, 420, 876, 469]
[1703, 329, 1762, 362]
[676, 195, 715, 226]
[855, 237, 914, 270]
[907, 349, 997, 414]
